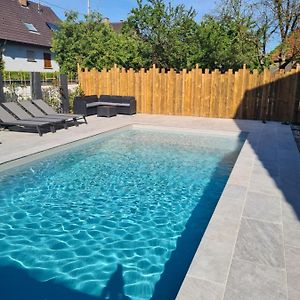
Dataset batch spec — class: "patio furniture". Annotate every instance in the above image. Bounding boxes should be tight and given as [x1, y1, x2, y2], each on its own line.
[0, 106, 55, 136]
[99, 95, 136, 115]
[97, 106, 117, 118]
[32, 99, 87, 124]
[19, 101, 71, 125]
[73, 95, 136, 116]
[73, 95, 101, 116]
[2, 102, 67, 129]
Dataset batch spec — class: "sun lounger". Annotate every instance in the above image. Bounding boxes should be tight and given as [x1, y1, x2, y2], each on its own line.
[19, 100, 74, 125]
[0, 106, 55, 136]
[32, 99, 87, 124]
[2, 102, 67, 129]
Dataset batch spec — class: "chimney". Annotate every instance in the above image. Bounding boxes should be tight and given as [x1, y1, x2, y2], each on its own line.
[19, 0, 28, 7]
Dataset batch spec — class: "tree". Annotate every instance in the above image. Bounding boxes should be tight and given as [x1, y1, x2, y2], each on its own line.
[52, 12, 121, 73]
[195, 0, 260, 70]
[0, 41, 5, 73]
[0, 56, 4, 74]
[267, 0, 300, 64]
[123, 0, 199, 70]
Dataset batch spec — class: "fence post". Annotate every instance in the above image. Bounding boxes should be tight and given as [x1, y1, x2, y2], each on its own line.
[59, 74, 69, 113]
[0, 72, 4, 103]
[30, 72, 43, 100]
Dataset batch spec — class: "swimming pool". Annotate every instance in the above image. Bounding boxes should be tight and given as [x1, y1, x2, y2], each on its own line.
[0, 126, 245, 300]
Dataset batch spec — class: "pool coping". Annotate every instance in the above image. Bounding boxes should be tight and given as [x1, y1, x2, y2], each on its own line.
[0, 115, 298, 300]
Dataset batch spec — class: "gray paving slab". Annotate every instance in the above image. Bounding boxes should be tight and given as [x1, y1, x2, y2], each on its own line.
[223, 258, 287, 300]
[243, 191, 282, 223]
[176, 276, 224, 300]
[234, 218, 285, 268]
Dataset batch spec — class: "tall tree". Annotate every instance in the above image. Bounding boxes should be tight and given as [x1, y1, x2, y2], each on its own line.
[123, 0, 199, 70]
[268, 0, 300, 63]
[204, 0, 260, 70]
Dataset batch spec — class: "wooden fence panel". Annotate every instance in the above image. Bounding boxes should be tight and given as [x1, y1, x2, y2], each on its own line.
[78, 65, 300, 123]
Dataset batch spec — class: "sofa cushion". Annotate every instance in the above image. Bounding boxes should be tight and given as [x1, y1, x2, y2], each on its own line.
[98, 102, 130, 107]
[99, 95, 135, 104]
[86, 102, 102, 108]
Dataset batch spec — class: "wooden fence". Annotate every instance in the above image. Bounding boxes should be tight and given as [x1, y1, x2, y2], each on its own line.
[78, 65, 300, 123]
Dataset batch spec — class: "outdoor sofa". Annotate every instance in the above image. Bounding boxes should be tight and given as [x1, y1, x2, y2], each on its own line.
[73, 95, 136, 116]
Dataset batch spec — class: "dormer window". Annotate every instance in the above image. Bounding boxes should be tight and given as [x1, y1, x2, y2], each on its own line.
[46, 22, 59, 32]
[24, 22, 38, 33]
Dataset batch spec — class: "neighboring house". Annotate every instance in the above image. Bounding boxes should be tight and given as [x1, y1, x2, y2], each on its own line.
[271, 28, 300, 71]
[0, 0, 60, 72]
[110, 22, 123, 33]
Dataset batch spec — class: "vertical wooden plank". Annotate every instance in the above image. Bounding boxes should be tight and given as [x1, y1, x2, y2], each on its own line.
[246, 71, 255, 119]
[235, 66, 246, 119]
[292, 65, 300, 123]
[232, 70, 240, 118]
[272, 69, 282, 121]
[175, 72, 183, 115]
[225, 69, 233, 118]
[140, 68, 146, 113]
[135, 69, 141, 113]
[287, 69, 299, 123]
[213, 69, 221, 117]
[181, 69, 187, 115]
[201, 69, 210, 117]
[145, 68, 152, 114]
[152, 65, 160, 114]
[218, 72, 225, 118]
[167, 69, 176, 115]
[128, 68, 134, 96]
[194, 67, 202, 116]
[160, 69, 166, 114]
[260, 69, 271, 121]
[242, 69, 251, 119]
[208, 69, 215, 117]
[186, 69, 193, 116]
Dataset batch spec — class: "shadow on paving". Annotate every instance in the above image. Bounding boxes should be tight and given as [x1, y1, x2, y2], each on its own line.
[0, 264, 130, 300]
[234, 71, 300, 221]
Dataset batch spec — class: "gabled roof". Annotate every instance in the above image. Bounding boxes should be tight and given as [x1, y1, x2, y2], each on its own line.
[110, 22, 123, 33]
[0, 0, 60, 48]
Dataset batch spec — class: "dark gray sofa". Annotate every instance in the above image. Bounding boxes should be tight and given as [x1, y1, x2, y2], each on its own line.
[99, 95, 136, 115]
[73, 95, 100, 116]
[73, 95, 136, 116]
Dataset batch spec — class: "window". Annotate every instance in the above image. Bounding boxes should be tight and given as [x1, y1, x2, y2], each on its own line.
[26, 50, 36, 62]
[43, 53, 52, 69]
[46, 22, 59, 32]
[24, 22, 38, 33]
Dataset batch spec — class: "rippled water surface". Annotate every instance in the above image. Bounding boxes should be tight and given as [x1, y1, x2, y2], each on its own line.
[0, 128, 244, 299]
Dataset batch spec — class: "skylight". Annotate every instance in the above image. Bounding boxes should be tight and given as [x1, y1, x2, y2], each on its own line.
[24, 22, 38, 32]
[46, 22, 59, 32]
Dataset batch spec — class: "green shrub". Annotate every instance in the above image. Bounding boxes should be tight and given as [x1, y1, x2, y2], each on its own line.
[68, 86, 84, 112]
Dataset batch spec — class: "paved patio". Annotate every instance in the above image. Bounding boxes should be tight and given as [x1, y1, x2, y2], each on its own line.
[0, 114, 299, 300]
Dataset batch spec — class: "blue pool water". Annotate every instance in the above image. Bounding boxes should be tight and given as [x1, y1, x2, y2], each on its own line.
[0, 128, 244, 300]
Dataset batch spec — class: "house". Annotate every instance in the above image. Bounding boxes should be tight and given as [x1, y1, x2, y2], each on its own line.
[271, 28, 300, 71]
[0, 0, 60, 72]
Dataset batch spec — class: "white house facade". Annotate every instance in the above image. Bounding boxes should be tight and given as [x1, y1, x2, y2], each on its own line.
[2, 42, 59, 72]
[0, 0, 60, 73]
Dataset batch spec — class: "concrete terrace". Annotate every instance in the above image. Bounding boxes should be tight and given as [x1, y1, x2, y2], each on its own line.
[0, 114, 299, 300]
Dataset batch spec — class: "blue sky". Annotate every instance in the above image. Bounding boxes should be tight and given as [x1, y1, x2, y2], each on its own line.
[40, 0, 216, 22]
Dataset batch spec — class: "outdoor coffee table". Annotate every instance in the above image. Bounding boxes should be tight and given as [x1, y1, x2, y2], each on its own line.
[97, 106, 117, 117]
